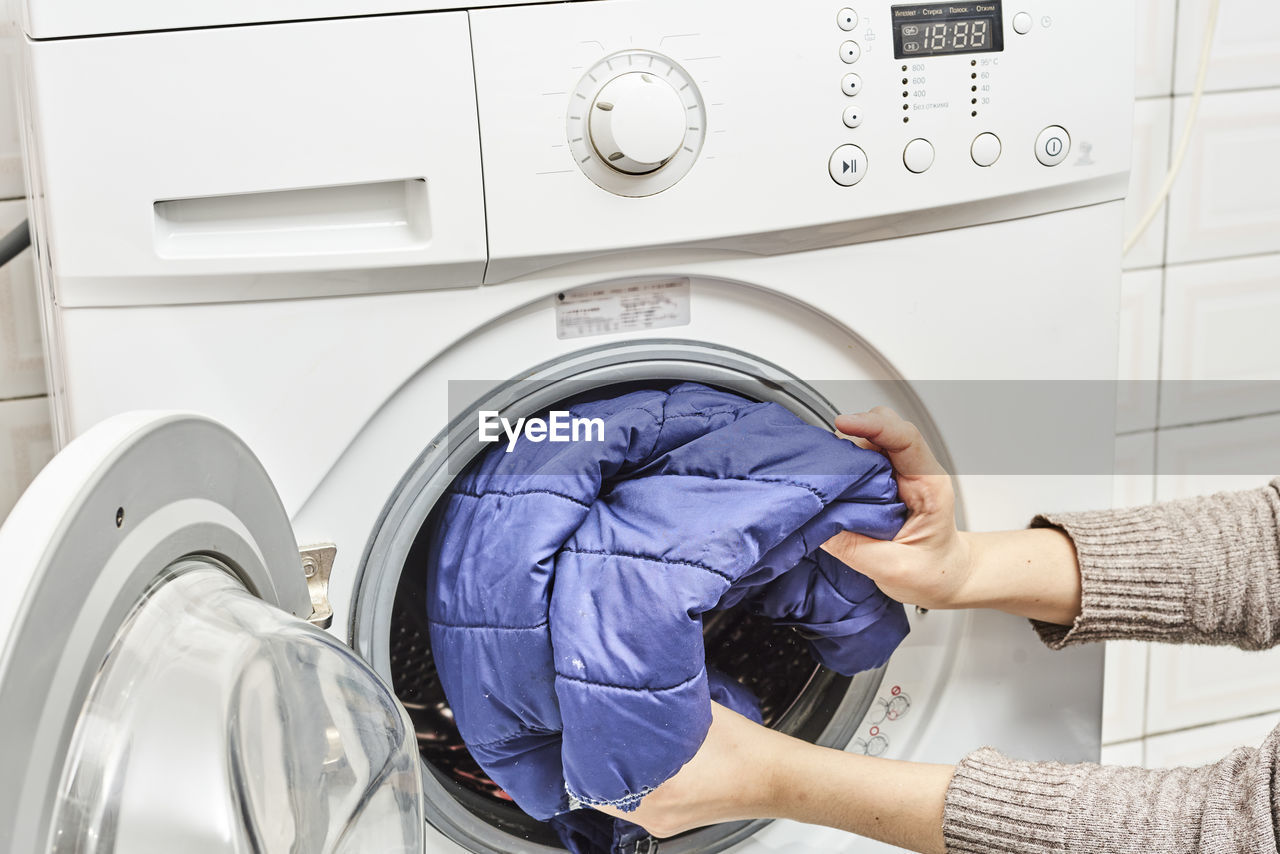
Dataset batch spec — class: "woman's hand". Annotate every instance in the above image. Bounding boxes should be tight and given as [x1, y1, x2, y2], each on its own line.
[822, 407, 977, 610]
[824, 407, 1083, 625]
[595, 702, 953, 854]
[593, 702, 790, 838]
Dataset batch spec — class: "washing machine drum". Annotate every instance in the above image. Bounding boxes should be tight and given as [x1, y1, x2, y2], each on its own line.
[397, 382, 909, 851]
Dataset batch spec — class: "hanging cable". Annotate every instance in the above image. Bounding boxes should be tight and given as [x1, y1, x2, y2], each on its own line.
[0, 218, 30, 269]
[1123, 0, 1221, 254]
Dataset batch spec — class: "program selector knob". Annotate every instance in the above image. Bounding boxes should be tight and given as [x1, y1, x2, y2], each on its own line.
[589, 71, 687, 175]
[568, 50, 706, 197]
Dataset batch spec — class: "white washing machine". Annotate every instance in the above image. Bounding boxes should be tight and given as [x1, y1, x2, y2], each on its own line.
[2, 1, 1133, 852]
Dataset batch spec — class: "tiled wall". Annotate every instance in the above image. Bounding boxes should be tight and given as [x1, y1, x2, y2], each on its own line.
[1103, 0, 1280, 764]
[0, 46, 53, 524]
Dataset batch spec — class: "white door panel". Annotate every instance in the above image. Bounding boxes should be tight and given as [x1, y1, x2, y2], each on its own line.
[1133, 0, 1176, 97]
[1102, 641, 1149, 745]
[1166, 91, 1280, 265]
[1174, 0, 1280, 94]
[1116, 271, 1162, 432]
[1100, 738, 1144, 766]
[1113, 431, 1156, 514]
[1146, 643, 1280, 735]
[1155, 415, 1280, 500]
[1122, 99, 1171, 271]
[1145, 711, 1280, 767]
[1158, 254, 1280, 426]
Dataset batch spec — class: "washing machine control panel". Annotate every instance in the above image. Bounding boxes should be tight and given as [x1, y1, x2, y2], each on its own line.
[21, 0, 1132, 305]
[469, 0, 1133, 281]
[828, 0, 1048, 182]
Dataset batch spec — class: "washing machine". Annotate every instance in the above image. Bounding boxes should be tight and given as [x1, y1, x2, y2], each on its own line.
[1, 0, 1134, 852]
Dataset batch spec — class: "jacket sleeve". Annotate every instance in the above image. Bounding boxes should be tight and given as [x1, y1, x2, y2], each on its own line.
[942, 479, 1280, 853]
[1030, 477, 1280, 650]
[943, 732, 1280, 853]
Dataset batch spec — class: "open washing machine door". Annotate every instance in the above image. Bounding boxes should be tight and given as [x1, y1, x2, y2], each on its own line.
[0, 412, 425, 854]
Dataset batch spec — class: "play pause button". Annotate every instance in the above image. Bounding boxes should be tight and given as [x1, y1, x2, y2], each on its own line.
[829, 144, 868, 186]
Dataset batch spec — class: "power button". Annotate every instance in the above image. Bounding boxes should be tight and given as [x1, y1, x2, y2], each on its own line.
[1035, 126, 1070, 166]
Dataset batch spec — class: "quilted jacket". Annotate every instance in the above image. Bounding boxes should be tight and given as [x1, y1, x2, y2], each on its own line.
[426, 383, 910, 852]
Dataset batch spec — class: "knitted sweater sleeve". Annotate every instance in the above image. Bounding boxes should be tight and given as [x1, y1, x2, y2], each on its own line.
[942, 478, 1280, 854]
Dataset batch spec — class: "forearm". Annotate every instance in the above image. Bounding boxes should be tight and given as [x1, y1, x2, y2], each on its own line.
[608, 704, 952, 852]
[769, 741, 952, 854]
[950, 480, 1280, 646]
[955, 528, 1082, 626]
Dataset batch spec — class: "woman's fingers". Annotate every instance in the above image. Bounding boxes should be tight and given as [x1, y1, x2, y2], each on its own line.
[821, 529, 868, 567]
[830, 408, 969, 610]
[835, 407, 945, 478]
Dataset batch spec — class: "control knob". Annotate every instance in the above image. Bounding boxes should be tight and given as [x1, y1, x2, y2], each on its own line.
[589, 72, 687, 175]
[568, 50, 706, 197]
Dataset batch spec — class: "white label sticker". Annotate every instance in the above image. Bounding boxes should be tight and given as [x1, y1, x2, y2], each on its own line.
[555, 279, 691, 340]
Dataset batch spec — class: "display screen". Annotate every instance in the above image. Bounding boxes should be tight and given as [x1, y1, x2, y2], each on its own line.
[892, 2, 1004, 59]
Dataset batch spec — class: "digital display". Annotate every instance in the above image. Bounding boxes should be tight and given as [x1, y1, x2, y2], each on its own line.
[892, 2, 1004, 59]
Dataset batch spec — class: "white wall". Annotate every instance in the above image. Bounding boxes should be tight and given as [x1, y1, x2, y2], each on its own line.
[0, 43, 52, 523]
[1104, 0, 1280, 764]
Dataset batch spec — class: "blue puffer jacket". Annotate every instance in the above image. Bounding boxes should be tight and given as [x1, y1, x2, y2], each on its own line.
[427, 383, 909, 853]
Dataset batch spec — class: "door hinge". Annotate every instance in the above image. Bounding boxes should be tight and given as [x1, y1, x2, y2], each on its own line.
[619, 836, 658, 854]
[300, 544, 336, 629]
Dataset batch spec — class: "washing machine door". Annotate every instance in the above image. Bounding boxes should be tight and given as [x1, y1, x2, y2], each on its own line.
[0, 412, 425, 854]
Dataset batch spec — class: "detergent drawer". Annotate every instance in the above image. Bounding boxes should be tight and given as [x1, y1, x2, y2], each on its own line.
[22, 12, 488, 306]
[15, 0, 568, 39]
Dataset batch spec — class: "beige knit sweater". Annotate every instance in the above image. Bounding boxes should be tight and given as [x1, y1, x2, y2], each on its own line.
[942, 478, 1280, 854]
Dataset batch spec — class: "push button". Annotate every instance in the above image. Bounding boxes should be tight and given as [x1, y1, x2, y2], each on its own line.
[841, 72, 863, 96]
[838, 7, 859, 30]
[840, 40, 861, 63]
[829, 144, 868, 186]
[903, 138, 934, 173]
[842, 104, 863, 128]
[1012, 12, 1033, 34]
[971, 132, 1002, 166]
[1035, 125, 1070, 166]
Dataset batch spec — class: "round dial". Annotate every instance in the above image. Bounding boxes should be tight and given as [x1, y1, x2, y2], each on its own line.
[568, 50, 707, 197]
[588, 72, 686, 174]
